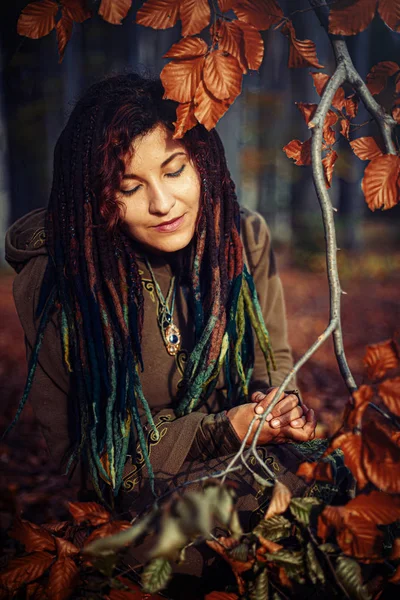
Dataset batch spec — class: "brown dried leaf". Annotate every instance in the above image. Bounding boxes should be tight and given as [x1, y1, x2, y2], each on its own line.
[329, 0, 377, 36]
[361, 154, 400, 211]
[161, 56, 205, 103]
[363, 421, 400, 493]
[340, 118, 351, 139]
[366, 61, 400, 95]
[378, 377, 400, 417]
[56, 12, 73, 63]
[47, 557, 79, 600]
[194, 80, 232, 130]
[283, 138, 312, 166]
[84, 520, 131, 546]
[68, 501, 110, 526]
[164, 37, 208, 59]
[347, 385, 374, 429]
[215, 20, 247, 73]
[297, 460, 334, 482]
[350, 136, 384, 161]
[218, 0, 238, 12]
[26, 582, 48, 600]
[332, 432, 368, 489]
[62, 0, 91, 22]
[203, 51, 243, 100]
[180, 0, 210, 36]
[55, 537, 79, 558]
[345, 490, 400, 524]
[136, 0, 180, 30]
[378, 0, 400, 33]
[282, 21, 324, 69]
[310, 72, 346, 110]
[336, 515, 384, 561]
[98, 0, 132, 25]
[233, 0, 283, 31]
[323, 111, 338, 146]
[364, 339, 399, 380]
[9, 518, 56, 553]
[296, 102, 317, 125]
[264, 481, 291, 519]
[344, 95, 359, 118]
[0, 552, 54, 593]
[235, 21, 264, 71]
[173, 102, 198, 139]
[17, 0, 59, 39]
[317, 506, 346, 542]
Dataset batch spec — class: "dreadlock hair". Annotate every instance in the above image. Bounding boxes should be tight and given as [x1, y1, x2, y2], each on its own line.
[9, 72, 275, 503]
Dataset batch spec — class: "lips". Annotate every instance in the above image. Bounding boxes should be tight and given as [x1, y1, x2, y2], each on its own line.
[153, 214, 185, 233]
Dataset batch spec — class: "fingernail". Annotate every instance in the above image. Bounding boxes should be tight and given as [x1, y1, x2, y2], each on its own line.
[255, 405, 264, 414]
[292, 420, 300, 427]
[271, 419, 280, 428]
[266, 413, 273, 422]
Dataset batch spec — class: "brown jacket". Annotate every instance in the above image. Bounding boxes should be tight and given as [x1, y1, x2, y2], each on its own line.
[5, 206, 298, 497]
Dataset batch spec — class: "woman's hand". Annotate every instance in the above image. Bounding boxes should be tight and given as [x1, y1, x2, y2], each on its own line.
[251, 388, 309, 429]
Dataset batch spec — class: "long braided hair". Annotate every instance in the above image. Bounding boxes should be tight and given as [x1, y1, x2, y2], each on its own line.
[10, 73, 274, 501]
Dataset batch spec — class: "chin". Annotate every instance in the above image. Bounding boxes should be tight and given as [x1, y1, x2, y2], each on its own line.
[143, 230, 195, 254]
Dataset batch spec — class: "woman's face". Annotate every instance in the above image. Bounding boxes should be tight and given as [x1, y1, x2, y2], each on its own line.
[117, 124, 201, 254]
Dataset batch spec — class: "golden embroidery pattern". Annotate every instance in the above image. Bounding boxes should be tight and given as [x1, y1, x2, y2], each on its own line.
[27, 228, 46, 250]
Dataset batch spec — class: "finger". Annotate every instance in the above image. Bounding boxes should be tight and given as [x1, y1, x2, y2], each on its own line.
[253, 388, 285, 418]
[289, 416, 306, 428]
[280, 409, 316, 442]
[270, 406, 303, 428]
[255, 392, 298, 419]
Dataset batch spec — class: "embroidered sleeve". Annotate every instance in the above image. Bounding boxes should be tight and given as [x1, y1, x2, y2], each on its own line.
[187, 411, 242, 461]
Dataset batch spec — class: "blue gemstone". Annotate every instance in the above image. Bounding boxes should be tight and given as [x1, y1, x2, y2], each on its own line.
[169, 334, 179, 344]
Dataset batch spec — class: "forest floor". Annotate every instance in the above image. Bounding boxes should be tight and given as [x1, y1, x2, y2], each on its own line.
[1, 255, 399, 584]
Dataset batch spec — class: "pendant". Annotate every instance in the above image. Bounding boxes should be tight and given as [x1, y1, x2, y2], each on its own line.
[164, 323, 181, 356]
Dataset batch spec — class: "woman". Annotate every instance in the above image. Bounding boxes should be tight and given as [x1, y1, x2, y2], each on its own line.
[5, 73, 336, 592]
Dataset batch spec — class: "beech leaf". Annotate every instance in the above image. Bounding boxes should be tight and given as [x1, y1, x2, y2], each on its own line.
[163, 37, 208, 59]
[322, 149, 338, 188]
[47, 557, 79, 600]
[180, 0, 210, 36]
[290, 497, 321, 526]
[306, 542, 325, 585]
[136, 0, 180, 30]
[347, 384, 374, 429]
[55, 537, 79, 558]
[297, 459, 334, 482]
[9, 518, 56, 553]
[85, 521, 132, 547]
[335, 556, 372, 600]
[366, 61, 400, 95]
[233, 0, 283, 31]
[340, 118, 351, 139]
[215, 20, 248, 73]
[296, 102, 317, 125]
[264, 480, 291, 519]
[218, 0, 238, 12]
[0, 552, 54, 593]
[17, 0, 59, 39]
[283, 138, 312, 166]
[142, 558, 172, 594]
[317, 506, 346, 542]
[378, 377, 400, 417]
[344, 95, 359, 118]
[98, 0, 132, 25]
[310, 72, 346, 110]
[203, 51, 243, 100]
[363, 421, 400, 493]
[363, 339, 399, 379]
[161, 56, 205, 103]
[194, 80, 232, 130]
[173, 101, 198, 139]
[361, 154, 400, 212]
[350, 137, 384, 161]
[254, 515, 292, 542]
[329, 0, 376, 36]
[282, 21, 324, 69]
[235, 21, 264, 71]
[56, 12, 73, 63]
[68, 501, 110, 526]
[378, 0, 400, 33]
[332, 432, 368, 490]
[62, 0, 91, 23]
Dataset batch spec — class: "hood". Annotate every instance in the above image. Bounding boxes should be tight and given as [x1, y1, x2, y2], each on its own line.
[5, 208, 48, 274]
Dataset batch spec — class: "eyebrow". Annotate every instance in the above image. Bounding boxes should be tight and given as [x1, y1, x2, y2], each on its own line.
[122, 151, 187, 180]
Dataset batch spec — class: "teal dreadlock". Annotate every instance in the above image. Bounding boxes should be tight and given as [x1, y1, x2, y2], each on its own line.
[8, 73, 274, 503]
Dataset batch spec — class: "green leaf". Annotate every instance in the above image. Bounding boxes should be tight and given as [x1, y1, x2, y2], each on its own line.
[248, 567, 269, 600]
[142, 557, 172, 594]
[306, 542, 325, 585]
[264, 550, 305, 583]
[228, 542, 250, 562]
[289, 497, 322, 526]
[84, 511, 155, 556]
[149, 515, 187, 561]
[335, 556, 371, 600]
[318, 543, 340, 554]
[254, 515, 292, 542]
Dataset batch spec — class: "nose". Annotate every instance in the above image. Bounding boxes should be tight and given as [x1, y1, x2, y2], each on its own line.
[148, 181, 176, 216]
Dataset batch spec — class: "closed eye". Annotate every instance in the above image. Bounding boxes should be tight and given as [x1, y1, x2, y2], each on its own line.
[121, 164, 186, 197]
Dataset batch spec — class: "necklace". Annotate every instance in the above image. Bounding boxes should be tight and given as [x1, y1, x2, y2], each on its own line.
[144, 257, 181, 356]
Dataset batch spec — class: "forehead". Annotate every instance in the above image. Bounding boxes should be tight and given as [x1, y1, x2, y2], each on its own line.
[128, 124, 186, 168]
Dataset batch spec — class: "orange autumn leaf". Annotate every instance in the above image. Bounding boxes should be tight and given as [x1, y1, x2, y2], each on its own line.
[56, 13, 73, 62]
[323, 111, 338, 146]
[173, 101, 198, 139]
[68, 501, 110, 526]
[363, 420, 400, 493]
[17, 0, 59, 39]
[203, 51, 243, 100]
[350, 137, 384, 161]
[364, 339, 399, 380]
[180, 0, 210, 36]
[282, 21, 324, 69]
[361, 154, 400, 211]
[340, 118, 351, 139]
[378, 0, 400, 33]
[0, 552, 54, 593]
[9, 518, 56, 553]
[317, 505, 346, 542]
[329, 0, 377, 36]
[194, 81, 232, 130]
[297, 459, 334, 483]
[283, 138, 312, 166]
[366, 61, 400, 95]
[378, 377, 400, 417]
[26, 582, 47, 600]
[136, 0, 180, 30]
[310, 72, 346, 110]
[347, 385, 374, 429]
[336, 515, 385, 561]
[98, 0, 132, 25]
[47, 557, 79, 600]
[332, 432, 368, 489]
[233, 0, 283, 31]
[264, 480, 291, 519]
[218, 0, 238, 12]
[62, 0, 91, 23]
[84, 520, 131, 546]
[235, 21, 264, 71]
[344, 95, 359, 118]
[205, 593, 239, 600]
[161, 56, 205, 103]
[215, 20, 248, 73]
[164, 36, 208, 59]
[345, 490, 400, 524]
[296, 102, 317, 125]
[55, 537, 79, 558]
